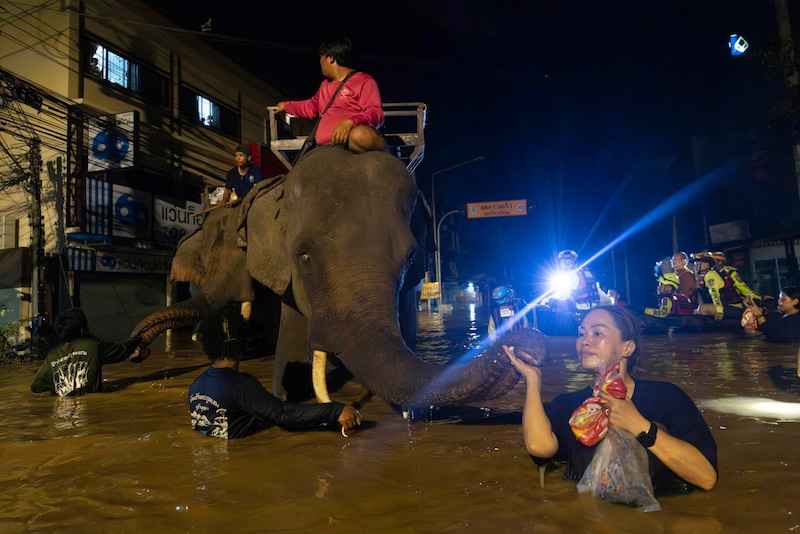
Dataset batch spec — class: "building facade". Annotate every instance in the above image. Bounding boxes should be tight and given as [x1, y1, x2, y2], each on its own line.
[0, 0, 287, 343]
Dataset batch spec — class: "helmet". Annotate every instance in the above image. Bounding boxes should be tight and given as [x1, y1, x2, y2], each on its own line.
[711, 251, 726, 264]
[657, 273, 679, 290]
[690, 252, 713, 265]
[492, 285, 511, 303]
[558, 250, 578, 268]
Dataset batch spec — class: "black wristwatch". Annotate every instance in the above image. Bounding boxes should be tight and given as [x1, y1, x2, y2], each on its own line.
[636, 421, 658, 448]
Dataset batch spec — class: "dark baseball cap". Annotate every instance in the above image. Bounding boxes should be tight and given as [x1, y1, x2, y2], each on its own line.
[235, 145, 251, 157]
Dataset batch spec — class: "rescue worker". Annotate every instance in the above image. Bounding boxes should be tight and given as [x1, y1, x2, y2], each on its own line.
[643, 273, 694, 318]
[488, 284, 528, 338]
[691, 252, 760, 321]
[555, 250, 601, 311]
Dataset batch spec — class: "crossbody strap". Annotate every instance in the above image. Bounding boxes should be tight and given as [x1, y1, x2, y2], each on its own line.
[293, 71, 357, 166]
[319, 70, 356, 117]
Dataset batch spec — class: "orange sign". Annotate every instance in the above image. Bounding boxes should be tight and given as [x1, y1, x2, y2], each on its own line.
[466, 199, 527, 219]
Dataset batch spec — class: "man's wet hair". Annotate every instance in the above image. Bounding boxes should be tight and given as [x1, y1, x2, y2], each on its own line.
[55, 308, 89, 342]
[319, 36, 353, 68]
[198, 307, 248, 362]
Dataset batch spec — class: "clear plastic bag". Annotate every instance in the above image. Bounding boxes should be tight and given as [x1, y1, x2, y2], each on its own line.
[576, 425, 661, 512]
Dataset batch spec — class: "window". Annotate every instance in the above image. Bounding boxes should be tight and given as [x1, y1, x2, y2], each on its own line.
[180, 87, 239, 138]
[87, 42, 168, 106]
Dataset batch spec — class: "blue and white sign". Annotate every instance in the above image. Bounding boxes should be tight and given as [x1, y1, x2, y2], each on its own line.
[88, 111, 137, 171]
[112, 185, 152, 239]
[729, 34, 749, 56]
[153, 196, 204, 244]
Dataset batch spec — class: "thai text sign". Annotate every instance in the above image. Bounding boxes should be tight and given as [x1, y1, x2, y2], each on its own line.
[466, 199, 527, 219]
[420, 282, 440, 300]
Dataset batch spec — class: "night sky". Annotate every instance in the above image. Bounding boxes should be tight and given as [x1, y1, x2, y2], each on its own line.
[141, 0, 799, 305]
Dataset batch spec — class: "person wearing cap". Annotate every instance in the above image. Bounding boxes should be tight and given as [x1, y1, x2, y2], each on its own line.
[220, 144, 263, 207]
[31, 308, 149, 396]
[273, 36, 386, 154]
[188, 307, 362, 439]
[670, 251, 698, 307]
[643, 273, 694, 318]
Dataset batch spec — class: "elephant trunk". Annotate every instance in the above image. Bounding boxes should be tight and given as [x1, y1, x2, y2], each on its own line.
[308, 258, 548, 406]
[131, 293, 212, 345]
[330, 309, 546, 406]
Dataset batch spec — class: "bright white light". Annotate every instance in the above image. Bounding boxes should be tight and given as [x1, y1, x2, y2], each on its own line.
[699, 396, 800, 422]
[548, 270, 579, 300]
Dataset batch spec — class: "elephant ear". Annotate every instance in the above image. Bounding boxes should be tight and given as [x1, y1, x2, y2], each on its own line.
[238, 175, 291, 295]
[170, 226, 207, 286]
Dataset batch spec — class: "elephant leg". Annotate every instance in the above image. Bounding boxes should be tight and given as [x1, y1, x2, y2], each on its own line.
[398, 286, 418, 351]
[273, 302, 313, 401]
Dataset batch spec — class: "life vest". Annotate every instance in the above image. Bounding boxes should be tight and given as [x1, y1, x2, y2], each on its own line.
[715, 267, 743, 306]
[573, 269, 599, 307]
[670, 293, 694, 315]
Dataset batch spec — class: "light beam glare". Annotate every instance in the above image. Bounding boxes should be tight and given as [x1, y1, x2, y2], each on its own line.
[573, 159, 739, 269]
[413, 159, 738, 407]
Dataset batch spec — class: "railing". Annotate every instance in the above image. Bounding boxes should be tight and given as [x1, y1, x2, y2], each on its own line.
[266, 102, 427, 174]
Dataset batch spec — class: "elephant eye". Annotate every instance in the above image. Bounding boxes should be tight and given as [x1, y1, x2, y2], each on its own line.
[299, 252, 311, 264]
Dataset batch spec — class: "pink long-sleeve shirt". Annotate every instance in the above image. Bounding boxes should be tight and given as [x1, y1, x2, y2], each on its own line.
[284, 72, 384, 146]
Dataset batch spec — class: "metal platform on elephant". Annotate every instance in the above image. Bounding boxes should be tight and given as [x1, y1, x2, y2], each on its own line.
[266, 102, 427, 174]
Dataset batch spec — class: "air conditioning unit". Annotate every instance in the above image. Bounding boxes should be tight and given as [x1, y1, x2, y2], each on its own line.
[0, 216, 17, 249]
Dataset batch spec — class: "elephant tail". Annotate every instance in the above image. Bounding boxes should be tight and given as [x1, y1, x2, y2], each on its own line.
[131, 294, 211, 345]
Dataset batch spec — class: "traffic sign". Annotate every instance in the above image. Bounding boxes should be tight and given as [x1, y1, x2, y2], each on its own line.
[420, 282, 440, 300]
[466, 199, 527, 219]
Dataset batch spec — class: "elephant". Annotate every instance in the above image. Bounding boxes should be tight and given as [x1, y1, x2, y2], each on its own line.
[132, 147, 547, 406]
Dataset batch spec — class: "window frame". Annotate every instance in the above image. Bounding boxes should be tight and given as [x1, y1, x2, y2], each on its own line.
[85, 38, 168, 107]
[179, 85, 240, 139]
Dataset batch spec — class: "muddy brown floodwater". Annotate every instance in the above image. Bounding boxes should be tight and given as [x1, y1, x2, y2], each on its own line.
[2, 306, 800, 533]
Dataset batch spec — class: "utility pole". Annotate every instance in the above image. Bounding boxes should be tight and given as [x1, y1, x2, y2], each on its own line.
[775, 0, 800, 285]
[775, 0, 800, 206]
[28, 139, 46, 352]
[0, 69, 46, 353]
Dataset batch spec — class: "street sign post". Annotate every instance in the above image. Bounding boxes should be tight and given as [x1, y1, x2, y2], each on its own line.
[466, 199, 527, 219]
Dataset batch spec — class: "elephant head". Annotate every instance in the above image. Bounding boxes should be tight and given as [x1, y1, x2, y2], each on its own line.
[133, 147, 546, 406]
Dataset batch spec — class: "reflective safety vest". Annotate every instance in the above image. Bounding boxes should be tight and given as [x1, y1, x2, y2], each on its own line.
[643, 293, 694, 318]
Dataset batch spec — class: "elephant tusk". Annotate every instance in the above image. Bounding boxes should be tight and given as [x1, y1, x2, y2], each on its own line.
[312, 350, 332, 403]
[240, 301, 252, 321]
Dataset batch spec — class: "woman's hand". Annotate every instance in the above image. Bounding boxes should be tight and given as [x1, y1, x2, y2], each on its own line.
[599, 391, 717, 489]
[503, 345, 542, 382]
[744, 294, 763, 316]
[598, 390, 650, 437]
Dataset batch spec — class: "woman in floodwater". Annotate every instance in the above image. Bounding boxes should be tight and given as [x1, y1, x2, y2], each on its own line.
[505, 305, 718, 495]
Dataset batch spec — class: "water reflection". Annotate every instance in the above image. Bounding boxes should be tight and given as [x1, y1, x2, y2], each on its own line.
[1, 308, 799, 531]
